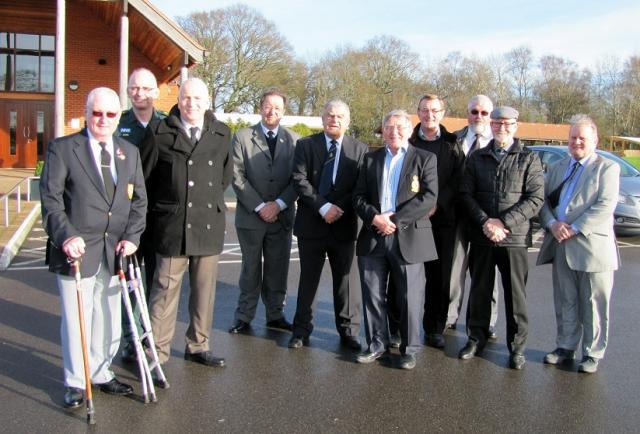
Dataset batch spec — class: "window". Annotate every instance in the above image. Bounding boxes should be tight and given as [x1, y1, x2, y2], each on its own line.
[0, 33, 55, 93]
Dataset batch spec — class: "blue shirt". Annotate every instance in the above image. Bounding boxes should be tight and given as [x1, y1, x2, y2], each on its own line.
[380, 144, 408, 213]
[557, 155, 592, 222]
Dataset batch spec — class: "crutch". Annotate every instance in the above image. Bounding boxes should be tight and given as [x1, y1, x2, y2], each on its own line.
[126, 254, 169, 391]
[69, 259, 96, 425]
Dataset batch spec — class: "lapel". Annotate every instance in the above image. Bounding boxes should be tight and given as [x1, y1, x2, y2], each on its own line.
[113, 137, 128, 203]
[373, 147, 386, 203]
[550, 158, 571, 191]
[251, 124, 271, 161]
[312, 133, 328, 176]
[273, 129, 289, 162]
[72, 132, 110, 204]
[396, 145, 415, 204]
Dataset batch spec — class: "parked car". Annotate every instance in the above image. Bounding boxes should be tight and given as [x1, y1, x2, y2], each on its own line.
[527, 145, 640, 236]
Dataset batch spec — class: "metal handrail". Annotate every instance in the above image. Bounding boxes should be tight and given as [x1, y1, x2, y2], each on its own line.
[1, 176, 40, 227]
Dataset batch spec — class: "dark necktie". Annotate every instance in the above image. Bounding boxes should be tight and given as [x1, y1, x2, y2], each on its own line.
[99, 141, 115, 202]
[189, 127, 199, 145]
[266, 130, 276, 158]
[319, 140, 337, 196]
[469, 134, 480, 154]
[548, 161, 580, 209]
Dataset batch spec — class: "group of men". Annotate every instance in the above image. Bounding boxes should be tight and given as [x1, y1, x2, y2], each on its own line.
[39, 66, 619, 410]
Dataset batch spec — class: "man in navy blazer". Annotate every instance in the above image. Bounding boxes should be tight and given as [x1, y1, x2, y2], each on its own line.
[289, 99, 368, 350]
[40, 87, 147, 408]
[353, 109, 438, 370]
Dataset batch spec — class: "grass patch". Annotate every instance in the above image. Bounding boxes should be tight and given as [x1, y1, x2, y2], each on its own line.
[623, 156, 640, 170]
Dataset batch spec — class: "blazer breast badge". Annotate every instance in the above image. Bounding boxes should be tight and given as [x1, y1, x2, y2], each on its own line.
[410, 175, 420, 193]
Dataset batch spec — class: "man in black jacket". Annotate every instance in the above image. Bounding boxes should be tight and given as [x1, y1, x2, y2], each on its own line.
[457, 106, 544, 370]
[141, 78, 232, 368]
[408, 94, 464, 349]
[353, 109, 438, 370]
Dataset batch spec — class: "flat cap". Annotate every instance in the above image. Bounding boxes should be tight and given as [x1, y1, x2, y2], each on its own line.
[490, 106, 519, 120]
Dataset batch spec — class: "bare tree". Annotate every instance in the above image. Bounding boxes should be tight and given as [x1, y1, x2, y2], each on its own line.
[535, 55, 591, 123]
[178, 5, 295, 112]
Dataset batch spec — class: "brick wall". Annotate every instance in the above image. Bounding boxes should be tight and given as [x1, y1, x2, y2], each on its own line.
[63, 3, 180, 134]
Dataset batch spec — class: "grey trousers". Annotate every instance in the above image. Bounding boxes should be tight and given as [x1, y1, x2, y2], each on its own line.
[57, 258, 121, 389]
[149, 254, 219, 363]
[234, 224, 292, 323]
[552, 243, 614, 359]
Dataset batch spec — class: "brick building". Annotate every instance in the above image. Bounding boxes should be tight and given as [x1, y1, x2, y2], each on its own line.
[0, 0, 204, 168]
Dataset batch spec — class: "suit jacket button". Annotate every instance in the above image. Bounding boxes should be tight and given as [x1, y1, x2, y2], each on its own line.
[188, 160, 194, 166]
[187, 223, 192, 229]
[108, 212, 112, 216]
[188, 181, 195, 187]
[104, 232, 108, 237]
[208, 182, 213, 187]
[206, 224, 211, 230]
[207, 203, 212, 208]
[208, 161, 213, 166]
[188, 202, 193, 207]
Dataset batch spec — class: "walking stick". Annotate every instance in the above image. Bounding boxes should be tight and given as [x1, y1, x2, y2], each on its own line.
[70, 259, 96, 425]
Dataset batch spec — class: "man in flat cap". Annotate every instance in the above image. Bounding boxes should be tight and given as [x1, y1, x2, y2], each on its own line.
[457, 106, 544, 370]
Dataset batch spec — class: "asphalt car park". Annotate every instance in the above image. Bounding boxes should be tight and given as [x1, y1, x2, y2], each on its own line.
[1, 213, 639, 433]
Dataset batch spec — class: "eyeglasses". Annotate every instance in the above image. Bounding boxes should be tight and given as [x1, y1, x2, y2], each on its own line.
[470, 109, 490, 116]
[92, 111, 118, 119]
[418, 108, 444, 115]
[490, 121, 517, 129]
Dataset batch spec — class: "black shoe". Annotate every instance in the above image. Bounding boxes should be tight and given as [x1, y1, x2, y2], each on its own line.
[509, 353, 526, 370]
[355, 350, 387, 364]
[340, 335, 362, 351]
[458, 340, 481, 360]
[97, 378, 133, 395]
[121, 343, 137, 363]
[425, 333, 445, 349]
[63, 387, 84, 409]
[288, 335, 309, 349]
[184, 351, 226, 367]
[488, 326, 498, 340]
[398, 354, 417, 370]
[388, 331, 401, 349]
[266, 317, 293, 331]
[228, 319, 250, 334]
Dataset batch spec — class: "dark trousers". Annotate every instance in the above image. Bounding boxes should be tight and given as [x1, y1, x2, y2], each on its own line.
[292, 235, 361, 338]
[467, 243, 528, 354]
[423, 224, 455, 335]
[359, 234, 425, 356]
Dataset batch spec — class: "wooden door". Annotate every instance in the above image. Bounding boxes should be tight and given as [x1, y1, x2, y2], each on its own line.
[0, 99, 53, 168]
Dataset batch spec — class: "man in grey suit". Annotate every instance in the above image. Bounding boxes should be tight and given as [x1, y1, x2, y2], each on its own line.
[353, 109, 438, 370]
[229, 89, 300, 334]
[537, 115, 619, 374]
[40, 87, 147, 408]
